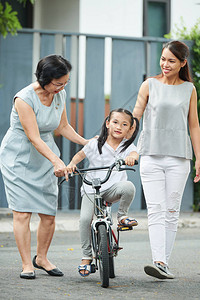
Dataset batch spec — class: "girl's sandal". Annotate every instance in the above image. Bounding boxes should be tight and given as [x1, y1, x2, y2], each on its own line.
[78, 259, 95, 277]
[78, 264, 92, 277]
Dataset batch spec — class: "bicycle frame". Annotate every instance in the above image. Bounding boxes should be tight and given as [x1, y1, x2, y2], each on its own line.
[59, 159, 137, 288]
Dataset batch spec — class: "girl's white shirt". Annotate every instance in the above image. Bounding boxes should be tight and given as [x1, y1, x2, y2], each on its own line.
[80, 138, 137, 195]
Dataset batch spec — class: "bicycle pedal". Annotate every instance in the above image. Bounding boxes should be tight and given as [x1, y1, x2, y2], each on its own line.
[90, 264, 96, 273]
[113, 245, 123, 251]
[117, 225, 133, 231]
[117, 246, 123, 251]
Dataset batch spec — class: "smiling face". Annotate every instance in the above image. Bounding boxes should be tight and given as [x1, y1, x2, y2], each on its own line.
[44, 74, 70, 94]
[106, 112, 132, 140]
[160, 48, 186, 79]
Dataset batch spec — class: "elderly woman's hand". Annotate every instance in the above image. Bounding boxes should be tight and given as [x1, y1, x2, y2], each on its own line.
[53, 157, 68, 179]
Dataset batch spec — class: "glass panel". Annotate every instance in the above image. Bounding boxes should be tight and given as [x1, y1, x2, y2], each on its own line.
[148, 2, 167, 37]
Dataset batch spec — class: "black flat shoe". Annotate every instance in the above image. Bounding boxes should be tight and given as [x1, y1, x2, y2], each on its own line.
[20, 271, 36, 279]
[32, 255, 64, 276]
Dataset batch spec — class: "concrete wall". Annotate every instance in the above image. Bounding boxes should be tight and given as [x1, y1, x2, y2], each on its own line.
[33, 0, 200, 37]
[33, 0, 80, 31]
[171, 0, 200, 33]
[80, 0, 143, 37]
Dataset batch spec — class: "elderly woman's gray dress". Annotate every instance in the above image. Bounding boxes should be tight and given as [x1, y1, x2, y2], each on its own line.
[0, 84, 66, 215]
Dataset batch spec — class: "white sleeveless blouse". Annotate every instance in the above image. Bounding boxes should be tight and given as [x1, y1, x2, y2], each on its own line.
[137, 78, 194, 159]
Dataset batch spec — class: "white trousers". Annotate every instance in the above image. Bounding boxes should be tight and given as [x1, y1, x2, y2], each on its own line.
[140, 156, 190, 265]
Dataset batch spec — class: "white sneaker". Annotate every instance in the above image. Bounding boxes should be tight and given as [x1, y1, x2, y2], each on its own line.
[144, 263, 175, 279]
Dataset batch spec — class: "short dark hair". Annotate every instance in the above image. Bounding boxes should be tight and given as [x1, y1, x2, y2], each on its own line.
[35, 54, 72, 89]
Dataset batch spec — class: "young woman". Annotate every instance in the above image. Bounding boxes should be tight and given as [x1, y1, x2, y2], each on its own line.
[0, 55, 88, 279]
[133, 40, 200, 279]
[66, 108, 139, 276]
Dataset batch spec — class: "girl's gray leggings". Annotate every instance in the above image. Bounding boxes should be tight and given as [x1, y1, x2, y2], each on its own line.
[79, 181, 136, 260]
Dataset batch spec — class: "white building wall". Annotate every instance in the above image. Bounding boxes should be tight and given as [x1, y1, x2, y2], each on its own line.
[79, 0, 143, 37]
[32, 0, 200, 95]
[33, 0, 200, 37]
[33, 0, 80, 32]
[171, 0, 200, 34]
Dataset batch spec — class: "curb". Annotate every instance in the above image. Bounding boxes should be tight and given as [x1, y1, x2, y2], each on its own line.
[0, 209, 200, 233]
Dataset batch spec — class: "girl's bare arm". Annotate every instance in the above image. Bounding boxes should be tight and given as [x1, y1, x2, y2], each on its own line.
[66, 150, 86, 173]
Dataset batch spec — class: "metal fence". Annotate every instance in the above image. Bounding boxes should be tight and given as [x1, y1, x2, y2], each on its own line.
[0, 29, 194, 211]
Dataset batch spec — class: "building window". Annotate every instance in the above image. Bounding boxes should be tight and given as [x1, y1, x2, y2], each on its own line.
[143, 0, 170, 37]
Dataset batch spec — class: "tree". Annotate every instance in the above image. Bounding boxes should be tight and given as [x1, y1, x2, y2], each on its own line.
[0, 0, 34, 38]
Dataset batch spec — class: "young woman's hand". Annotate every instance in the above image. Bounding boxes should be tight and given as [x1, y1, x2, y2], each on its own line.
[194, 159, 200, 183]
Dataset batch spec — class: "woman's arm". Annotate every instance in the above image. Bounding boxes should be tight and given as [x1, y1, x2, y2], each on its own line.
[56, 106, 88, 146]
[15, 98, 68, 178]
[132, 80, 149, 121]
[188, 87, 200, 183]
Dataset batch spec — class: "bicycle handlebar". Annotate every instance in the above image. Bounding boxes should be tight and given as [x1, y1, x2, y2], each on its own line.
[59, 159, 138, 186]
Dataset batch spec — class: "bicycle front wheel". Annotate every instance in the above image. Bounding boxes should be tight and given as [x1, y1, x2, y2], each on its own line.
[109, 256, 115, 278]
[97, 224, 109, 288]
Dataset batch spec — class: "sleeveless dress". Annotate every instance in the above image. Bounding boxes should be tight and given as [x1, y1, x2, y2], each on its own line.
[0, 84, 66, 215]
[137, 78, 194, 159]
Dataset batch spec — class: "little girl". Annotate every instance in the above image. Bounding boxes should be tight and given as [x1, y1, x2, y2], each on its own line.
[66, 108, 139, 276]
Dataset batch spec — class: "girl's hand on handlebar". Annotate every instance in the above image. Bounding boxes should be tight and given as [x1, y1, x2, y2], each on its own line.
[66, 162, 77, 181]
[125, 156, 137, 166]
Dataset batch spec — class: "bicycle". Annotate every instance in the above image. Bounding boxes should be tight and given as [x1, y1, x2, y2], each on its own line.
[59, 158, 138, 288]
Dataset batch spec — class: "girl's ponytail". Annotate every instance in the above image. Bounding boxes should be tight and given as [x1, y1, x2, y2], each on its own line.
[97, 117, 109, 154]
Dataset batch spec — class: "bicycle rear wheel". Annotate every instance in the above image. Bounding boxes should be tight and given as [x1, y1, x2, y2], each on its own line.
[97, 224, 109, 288]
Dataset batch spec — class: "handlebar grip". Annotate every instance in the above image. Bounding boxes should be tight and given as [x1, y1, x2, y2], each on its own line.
[118, 159, 138, 166]
[58, 172, 75, 186]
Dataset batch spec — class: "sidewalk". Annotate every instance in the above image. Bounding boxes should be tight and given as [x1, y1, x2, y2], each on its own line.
[0, 208, 200, 232]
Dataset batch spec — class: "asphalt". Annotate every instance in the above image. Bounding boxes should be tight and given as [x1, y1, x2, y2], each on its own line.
[0, 209, 200, 300]
[0, 208, 200, 232]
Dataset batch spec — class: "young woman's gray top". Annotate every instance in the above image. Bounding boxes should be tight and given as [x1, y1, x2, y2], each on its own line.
[137, 78, 194, 159]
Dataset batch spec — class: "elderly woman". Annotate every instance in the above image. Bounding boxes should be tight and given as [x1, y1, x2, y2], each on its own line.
[0, 55, 88, 279]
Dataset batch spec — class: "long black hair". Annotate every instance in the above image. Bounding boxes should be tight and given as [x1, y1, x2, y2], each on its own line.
[162, 41, 192, 82]
[97, 108, 139, 154]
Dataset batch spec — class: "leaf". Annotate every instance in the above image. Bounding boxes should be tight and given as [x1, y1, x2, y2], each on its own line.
[0, 2, 22, 38]
[17, 0, 35, 6]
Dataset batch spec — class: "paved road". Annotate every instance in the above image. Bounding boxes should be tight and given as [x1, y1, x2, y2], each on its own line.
[0, 227, 199, 300]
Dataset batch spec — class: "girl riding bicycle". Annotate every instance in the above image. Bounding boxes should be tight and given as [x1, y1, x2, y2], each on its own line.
[66, 108, 139, 276]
